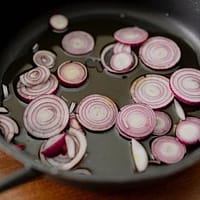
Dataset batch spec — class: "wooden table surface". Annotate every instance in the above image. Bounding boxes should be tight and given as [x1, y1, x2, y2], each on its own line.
[0, 150, 200, 200]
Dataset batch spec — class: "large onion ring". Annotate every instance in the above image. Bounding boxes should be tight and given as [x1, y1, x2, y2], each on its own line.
[130, 74, 174, 109]
[139, 36, 181, 70]
[169, 68, 200, 105]
[76, 94, 118, 131]
[23, 94, 69, 138]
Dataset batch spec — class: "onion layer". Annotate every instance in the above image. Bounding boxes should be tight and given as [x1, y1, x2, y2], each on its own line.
[169, 68, 200, 105]
[130, 74, 174, 109]
[61, 31, 95, 55]
[76, 94, 118, 131]
[151, 136, 186, 164]
[116, 103, 156, 139]
[139, 36, 181, 70]
[23, 94, 69, 138]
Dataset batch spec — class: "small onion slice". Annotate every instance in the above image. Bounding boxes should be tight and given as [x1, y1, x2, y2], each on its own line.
[17, 74, 59, 103]
[0, 115, 19, 142]
[114, 27, 148, 46]
[139, 36, 181, 70]
[19, 66, 51, 87]
[130, 74, 174, 109]
[23, 94, 69, 139]
[131, 138, 148, 172]
[76, 94, 118, 131]
[69, 113, 83, 131]
[169, 68, 200, 105]
[61, 31, 95, 55]
[110, 52, 133, 72]
[100, 43, 138, 74]
[116, 103, 156, 139]
[33, 50, 56, 69]
[176, 119, 200, 145]
[151, 136, 186, 164]
[57, 61, 88, 87]
[39, 128, 87, 170]
[49, 14, 69, 33]
[153, 111, 172, 136]
[113, 42, 131, 54]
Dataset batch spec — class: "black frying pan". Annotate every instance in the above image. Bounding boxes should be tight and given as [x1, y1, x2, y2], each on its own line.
[0, 0, 199, 192]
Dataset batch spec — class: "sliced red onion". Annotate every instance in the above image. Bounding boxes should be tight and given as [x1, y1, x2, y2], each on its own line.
[57, 61, 88, 87]
[113, 42, 131, 54]
[0, 107, 8, 114]
[19, 66, 51, 87]
[131, 138, 148, 172]
[33, 50, 56, 69]
[41, 133, 66, 157]
[130, 74, 174, 109]
[61, 31, 95, 55]
[100, 43, 138, 74]
[151, 136, 186, 164]
[23, 94, 69, 139]
[110, 52, 133, 72]
[0, 115, 19, 142]
[76, 94, 118, 131]
[174, 99, 186, 120]
[169, 68, 200, 105]
[114, 27, 148, 46]
[139, 36, 181, 70]
[116, 103, 156, 139]
[186, 116, 200, 125]
[14, 143, 25, 150]
[69, 102, 77, 114]
[153, 111, 172, 136]
[49, 14, 69, 33]
[176, 119, 200, 145]
[39, 128, 87, 170]
[2, 84, 9, 99]
[16, 74, 58, 103]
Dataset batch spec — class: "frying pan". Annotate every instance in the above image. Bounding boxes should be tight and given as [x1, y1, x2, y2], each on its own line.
[0, 0, 199, 192]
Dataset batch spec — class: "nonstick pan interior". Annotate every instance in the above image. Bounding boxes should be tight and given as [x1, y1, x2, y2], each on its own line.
[0, 0, 200, 190]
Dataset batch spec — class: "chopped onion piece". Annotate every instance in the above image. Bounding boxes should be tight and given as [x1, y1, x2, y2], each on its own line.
[69, 113, 83, 131]
[41, 133, 66, 157]
[116, 103, 156, 139]
[0, 115, 19, 142]
[69, 102, 77, 114]
[139, 36, 181, 70]
[114, 27, 148, 46]
[0, 107, 8, 114]
[61, 31, 95, 55]
[17, 74, 59, 103]
[153, 111, 172, 136]
[2, 84, 9, 98]
[151, 136, 186, 164]
[23, 94, 69, 139]
[65, 134, 76, 159]
[174, 99, 186, 120]
[33, 50, 56, 69]
[176, 119, 200, 145]
[49, 14, 69, 33]
[130, 74, 174, 109]
[131, 138, 148, 172]
[170, 68, 200, 105]
[113, 42, 131, 54]
[32, 43, 39, 53]
[76, 94, 118, 131]
[57, 61, 88, 87]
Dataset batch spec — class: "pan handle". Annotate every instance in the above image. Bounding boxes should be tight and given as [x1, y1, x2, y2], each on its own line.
[0, 166, 40, 192]
[0, 165, 40, 192]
